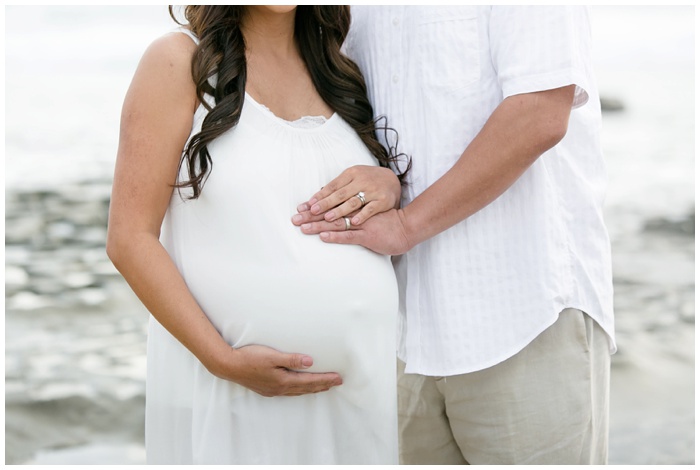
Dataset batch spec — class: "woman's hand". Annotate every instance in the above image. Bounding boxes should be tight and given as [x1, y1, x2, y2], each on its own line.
[212, 344, 343, 397]
[292, 165, 400, 228]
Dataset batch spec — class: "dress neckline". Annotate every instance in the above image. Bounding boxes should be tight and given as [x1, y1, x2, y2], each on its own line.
[243, 91, 339, 131]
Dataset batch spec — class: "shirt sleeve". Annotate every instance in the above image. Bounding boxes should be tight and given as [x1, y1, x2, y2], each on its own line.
[489, 6, 592, 108]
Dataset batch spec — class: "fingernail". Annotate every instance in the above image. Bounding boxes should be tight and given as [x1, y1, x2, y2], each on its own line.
[351, 216, 360, 225]
[291, 214, 303, 224]
[301, 223, 311, 231]
[320, 232, 329, 240]
[297, 203, 309, 212]
[309, 198, 318, 206]
[311, 204, 321, 214]
[301, 356, 313, 368]
[325, 211, 335, 221]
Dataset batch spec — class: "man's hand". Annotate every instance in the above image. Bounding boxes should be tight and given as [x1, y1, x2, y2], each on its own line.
[300, 208, 413, 256]
[214, 344, 343, 398]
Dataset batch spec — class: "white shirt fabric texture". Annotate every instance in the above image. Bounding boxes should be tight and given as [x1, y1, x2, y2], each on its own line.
[343, 5, 616, 376]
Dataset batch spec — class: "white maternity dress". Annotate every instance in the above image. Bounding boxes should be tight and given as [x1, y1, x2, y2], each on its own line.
[145, 30, 399, 465]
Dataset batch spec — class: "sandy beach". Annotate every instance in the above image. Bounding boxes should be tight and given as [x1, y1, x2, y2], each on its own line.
[4, 5, 695, 466]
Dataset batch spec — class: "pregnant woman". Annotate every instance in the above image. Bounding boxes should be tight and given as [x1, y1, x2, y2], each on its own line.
[106, 5, 406, 465]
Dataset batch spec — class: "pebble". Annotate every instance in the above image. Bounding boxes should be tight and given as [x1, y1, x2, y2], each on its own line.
[75, 288, 108, 306]
[63, 272, 97, 289]
[75, 227, 107, 245]
[30, 382, 96, 402]
[78, 353, 111, 373]
[6, 215, 44, 243]
[6, 266, 29, 290]
[32, 278, 66, 296]
[5, 245, 32, 266]
[30, 353, 70, 376]
[47, 221, 76, 240]
[5, 380, 28, 400]
[679, 300, 695, 323]
[9, 291, 54, 310]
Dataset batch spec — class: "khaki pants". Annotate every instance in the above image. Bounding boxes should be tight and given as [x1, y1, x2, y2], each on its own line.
[397, 308, 610, 465]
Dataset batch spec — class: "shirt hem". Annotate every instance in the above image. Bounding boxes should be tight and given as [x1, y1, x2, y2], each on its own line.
[401, 303, 616, 377]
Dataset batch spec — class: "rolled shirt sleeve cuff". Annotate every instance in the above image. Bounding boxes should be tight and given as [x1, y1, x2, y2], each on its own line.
[501, 68, 590, 109]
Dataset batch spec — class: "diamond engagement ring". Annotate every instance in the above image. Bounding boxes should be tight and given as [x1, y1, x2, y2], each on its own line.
[344, 217, 352, 231]
[355, 191, 366, 207]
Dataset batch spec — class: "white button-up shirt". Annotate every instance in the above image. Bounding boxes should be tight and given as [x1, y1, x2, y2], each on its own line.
[344, 6, 616, 376]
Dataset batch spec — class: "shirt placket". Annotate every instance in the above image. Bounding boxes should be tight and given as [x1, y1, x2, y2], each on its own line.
[392, 7, 423, 374]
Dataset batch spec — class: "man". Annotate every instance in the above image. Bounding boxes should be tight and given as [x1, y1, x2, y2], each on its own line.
[296, 6, 616, 465]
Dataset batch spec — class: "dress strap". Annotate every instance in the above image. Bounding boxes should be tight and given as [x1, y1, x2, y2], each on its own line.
[175, 26, 199, 45]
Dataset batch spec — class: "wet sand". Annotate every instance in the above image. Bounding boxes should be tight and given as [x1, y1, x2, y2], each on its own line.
[4, 181, 695, 465]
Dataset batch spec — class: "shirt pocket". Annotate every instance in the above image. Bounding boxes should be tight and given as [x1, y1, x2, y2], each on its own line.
[416, 7, 480, 93]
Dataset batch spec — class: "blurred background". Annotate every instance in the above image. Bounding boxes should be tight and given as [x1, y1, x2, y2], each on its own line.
[4, 5, 695, 465]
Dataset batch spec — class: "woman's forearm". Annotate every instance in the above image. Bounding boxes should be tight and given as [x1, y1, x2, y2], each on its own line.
[107, 231, 234, 376]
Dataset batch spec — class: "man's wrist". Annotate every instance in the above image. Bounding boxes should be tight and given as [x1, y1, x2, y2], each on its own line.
[396, 207, 418, 254]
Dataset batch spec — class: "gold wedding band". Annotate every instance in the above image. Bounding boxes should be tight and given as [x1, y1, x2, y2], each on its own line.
[344, 217, 351, 231]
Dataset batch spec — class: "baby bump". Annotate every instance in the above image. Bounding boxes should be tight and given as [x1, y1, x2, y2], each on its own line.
[184, 244, 398, 377]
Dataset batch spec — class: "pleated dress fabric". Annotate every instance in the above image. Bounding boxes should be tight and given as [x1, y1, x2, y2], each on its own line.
[145, 85, 399, 463]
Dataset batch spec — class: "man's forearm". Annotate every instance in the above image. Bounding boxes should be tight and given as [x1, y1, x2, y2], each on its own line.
[401, 85, 576, 249]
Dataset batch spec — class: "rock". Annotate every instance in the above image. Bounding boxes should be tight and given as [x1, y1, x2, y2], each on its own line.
[6, 265, 29, 290]
[5, 245, 32, 266]
[92, 261, 120, 278]
[66, 202, 109, 227]
[600, 96, 625, 112]
[31, 278, 65, 296]
[75, 288, 108, 306]
[679, 300, 695, 323]
[47, 221, 76, 241]
[63, 272, 97, 289]
[5, 215, 44, 243]
[5, 394, 145, 464]
[644, 212, 694, 236]
[74, 227, 107, 245]
[8, 292, 54, 310]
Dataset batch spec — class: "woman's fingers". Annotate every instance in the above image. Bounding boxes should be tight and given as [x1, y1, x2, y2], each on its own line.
[350, 201, 379, 226]
[298, 166, 370, 216]
[295, 165, 400, 226]
[305, 171, 354, 214]
[291, 210, 326, 226]
[300, 217, 349, 234]
[322, 191, 366, 221]
[309, 184, 360, 216]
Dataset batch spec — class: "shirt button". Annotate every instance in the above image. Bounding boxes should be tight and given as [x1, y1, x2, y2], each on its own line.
[392, 17, 399, 26]
[392, 75, 399, 84]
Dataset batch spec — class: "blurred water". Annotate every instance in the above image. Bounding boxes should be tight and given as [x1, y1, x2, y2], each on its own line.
[5, 6, 175, 191]
[5, 6, 695, 222]
[590, 6, 695, 238]
[4, 5, 695, 466]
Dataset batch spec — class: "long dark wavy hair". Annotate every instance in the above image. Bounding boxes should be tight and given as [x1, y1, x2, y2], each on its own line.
[169, 5, 409, 199]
